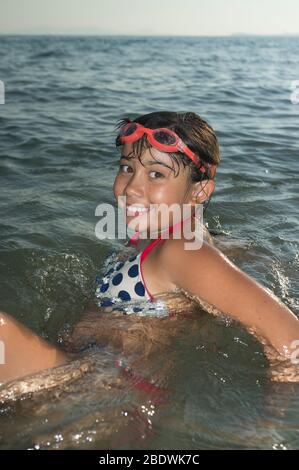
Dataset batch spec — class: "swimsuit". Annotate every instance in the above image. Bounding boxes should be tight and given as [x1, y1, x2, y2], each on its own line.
[94, 217, 193, 405]
[94, 216, 192, 314]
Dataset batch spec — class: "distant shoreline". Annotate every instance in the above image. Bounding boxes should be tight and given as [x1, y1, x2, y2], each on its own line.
[0, 33, 298, 38]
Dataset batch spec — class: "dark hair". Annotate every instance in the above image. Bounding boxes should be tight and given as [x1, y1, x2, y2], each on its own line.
[114, 111, 220, 211]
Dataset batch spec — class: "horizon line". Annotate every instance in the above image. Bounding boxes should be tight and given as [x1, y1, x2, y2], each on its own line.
[0, 32, 299, 37]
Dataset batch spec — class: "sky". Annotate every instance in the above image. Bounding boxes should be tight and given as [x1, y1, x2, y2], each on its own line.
[0, 0, 299, 36]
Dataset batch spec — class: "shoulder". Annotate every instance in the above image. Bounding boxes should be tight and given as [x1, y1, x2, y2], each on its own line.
[158, 224, 217, 264]
[158, 232, 234, 289]
[160, 229, 228, 263]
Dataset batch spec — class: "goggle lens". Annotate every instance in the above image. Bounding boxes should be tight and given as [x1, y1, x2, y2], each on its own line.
[152, 130, 176, 145]
[120, 123, 137, 137]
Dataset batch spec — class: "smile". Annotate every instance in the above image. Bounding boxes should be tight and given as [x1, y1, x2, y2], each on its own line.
[126, 205, 151, 217]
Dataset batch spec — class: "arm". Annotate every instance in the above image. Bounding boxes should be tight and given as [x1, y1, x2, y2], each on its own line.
[0, 310, 67, 384]
[167, 241, 299, 358]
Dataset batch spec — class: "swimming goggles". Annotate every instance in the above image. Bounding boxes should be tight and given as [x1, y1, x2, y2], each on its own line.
[117, 121, 212, 175]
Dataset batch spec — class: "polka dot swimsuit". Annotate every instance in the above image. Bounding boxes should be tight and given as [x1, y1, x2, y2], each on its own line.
[95, 251, 151, 304]
[95, 216, 192, 312]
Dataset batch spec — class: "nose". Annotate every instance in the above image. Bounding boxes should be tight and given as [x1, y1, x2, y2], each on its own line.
[124, 172, 145, 200]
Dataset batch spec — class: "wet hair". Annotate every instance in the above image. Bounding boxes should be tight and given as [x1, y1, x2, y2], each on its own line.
[114, 111, 220, 212]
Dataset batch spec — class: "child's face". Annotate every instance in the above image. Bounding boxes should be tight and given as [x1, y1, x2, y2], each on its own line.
[113, 142, 214, 234]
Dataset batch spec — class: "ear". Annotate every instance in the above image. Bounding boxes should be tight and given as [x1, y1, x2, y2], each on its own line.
[189, 180, 215, 206]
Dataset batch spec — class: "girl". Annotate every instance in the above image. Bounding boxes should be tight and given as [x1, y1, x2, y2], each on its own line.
[1, 110, 299, 386]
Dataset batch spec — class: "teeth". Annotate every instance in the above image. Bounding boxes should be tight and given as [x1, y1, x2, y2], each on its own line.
[126, 205, 149, 215]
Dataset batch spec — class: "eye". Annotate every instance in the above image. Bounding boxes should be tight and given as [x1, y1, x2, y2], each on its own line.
[118, 164, 164, 179]
[149, 170, 164, 179]
[119, 164, 132, 174]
